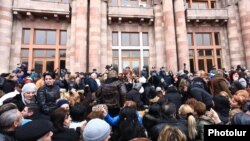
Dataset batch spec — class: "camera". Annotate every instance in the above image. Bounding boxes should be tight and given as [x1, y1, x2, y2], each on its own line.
[105, 64, 113, 71]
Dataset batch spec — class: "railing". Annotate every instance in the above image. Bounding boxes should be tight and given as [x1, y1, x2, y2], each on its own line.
[186, 9, 228, 20]
[13, 0, 70, 14]
[108, 6, 154, 18]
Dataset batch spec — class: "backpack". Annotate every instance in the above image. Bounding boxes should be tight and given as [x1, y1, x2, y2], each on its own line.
[100, 81, 121, 109]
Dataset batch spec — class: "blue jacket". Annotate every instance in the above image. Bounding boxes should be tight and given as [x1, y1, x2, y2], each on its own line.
[104, 111, 143, 126]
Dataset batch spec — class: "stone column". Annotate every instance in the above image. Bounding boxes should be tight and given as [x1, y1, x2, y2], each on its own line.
[69, 0, 76, 72]
[239, 0, 250, 69]
[227, 5, 245, 68]
[0, 0, 13, 73]
[100, 0, 108, 73]
[89, 0, 101, 72]
[153, 3, 165, 70]
[69, 0, 88, 73]
[162, 0, 178, 72]
[174, 0, 189, 71]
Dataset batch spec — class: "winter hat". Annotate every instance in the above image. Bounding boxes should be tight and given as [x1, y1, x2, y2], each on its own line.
[21, 83, 36, 104]
[15, 119, 53, 141]
[56, 99, 69, 108]
[156, 87, 162, 92]
[139, 77, 147, 84]
[21, 83, 36, 96]
[83, 118, 111, 141]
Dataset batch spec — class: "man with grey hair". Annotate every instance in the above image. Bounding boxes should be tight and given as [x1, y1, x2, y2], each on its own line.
[0, 103, 23, 141]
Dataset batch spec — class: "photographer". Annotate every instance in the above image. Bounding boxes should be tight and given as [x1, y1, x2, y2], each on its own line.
[13, 63, 28, 85]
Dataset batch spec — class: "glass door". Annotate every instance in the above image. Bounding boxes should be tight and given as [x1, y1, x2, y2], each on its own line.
[34, 59, 54, 74]
[198, 58, 213, 72]
[122, 50, 141, 75]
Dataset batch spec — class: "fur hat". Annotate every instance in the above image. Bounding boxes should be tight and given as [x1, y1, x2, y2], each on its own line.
[15, 119, 53, 141]
[83, 118, 111, 141]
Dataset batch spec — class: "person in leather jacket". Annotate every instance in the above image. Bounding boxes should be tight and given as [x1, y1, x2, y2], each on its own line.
[37, 72, 60, 115]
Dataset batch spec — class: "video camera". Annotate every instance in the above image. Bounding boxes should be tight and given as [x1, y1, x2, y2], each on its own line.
[60, 68, 68, 78]
[18, 63, 28, 71]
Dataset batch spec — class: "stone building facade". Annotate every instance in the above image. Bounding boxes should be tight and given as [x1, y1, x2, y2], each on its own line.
[0, 0, 249, 74]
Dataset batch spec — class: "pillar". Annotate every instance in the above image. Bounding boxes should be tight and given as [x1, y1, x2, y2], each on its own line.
[100, 0, 108, 73]
[69, 0, 88, 73]
[239, 0, 250, 69]
[174, 0, 190, 71]
[89, 0, 102, 72]
[0, 0, 13, 73]
[153, 3, 165, 70]
[162, 0, 178, 72]
[227, 4, 245, 68]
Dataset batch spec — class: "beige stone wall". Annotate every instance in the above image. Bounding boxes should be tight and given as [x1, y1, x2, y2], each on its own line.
[239, 0, 250, 69]
[174, 0, 189, 71]
[100, 1, 108, 73]
[0, 0, 13, 73]
[227, 4, 246, 68]
[89, 0, 102, 72]
[153, 3, 165, 70]
[69, 0, 87, 73]
[162, 0, 178, 72]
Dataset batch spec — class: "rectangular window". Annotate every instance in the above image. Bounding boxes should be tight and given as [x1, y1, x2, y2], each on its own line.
[34, 50, 44, 57]
[195, 34, 203, 46]
[47, 30, 56, 45]
[189, 50, 194, 56]
[111, 0, 118, 6]
[60, 30, 67, 45]
[35, 30, 46, 44]
[121, 32, 139, 46]
[211, 1, 216, 8]
[189, 59, 195, 73]
[143, 50, 149, 57]
[203, 33, 211, 46]
[214, 32, 220, 45]
[122, 0, 129, 6]
[195, 33, 211, 46]
[130, 33, 139, 46]
[112, 32, 118, 46]
[60, 50, 66, 57]
[217, 58, 221, 69]
[192, 2, 208, 9]
[34, 29, 56, 45]
[121, 33, 129, 46]
[21, 49, 29, 57]
[130, 0, 138, 7]
[197, 49, 204, 56]
[205, 49, 213, 56]
[216, 49, 221, 56]
[113, 50, 119, 57]
[46, 50, 55, 57]
[112, 49, 119, 72]
[187, 33, 193, 46]
[22, 29, 30, 44]
[62, 0, 69, 3]
[142, 32, 149, 46]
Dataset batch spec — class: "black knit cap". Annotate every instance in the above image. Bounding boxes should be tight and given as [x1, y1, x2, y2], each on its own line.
[15, 119, 53, 141]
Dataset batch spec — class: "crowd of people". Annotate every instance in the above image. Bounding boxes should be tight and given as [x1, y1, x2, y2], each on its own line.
[0, 64, 250, 141]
